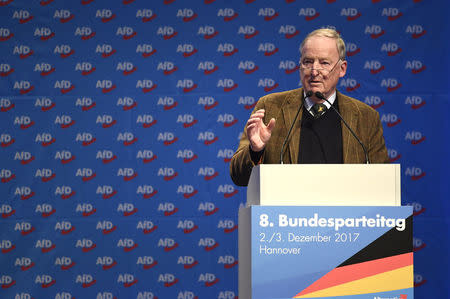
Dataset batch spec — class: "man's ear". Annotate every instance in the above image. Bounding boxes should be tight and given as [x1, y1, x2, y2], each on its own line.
[339, 60, 347, 78]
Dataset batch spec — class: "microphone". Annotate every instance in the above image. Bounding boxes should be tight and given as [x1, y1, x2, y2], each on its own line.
[314, 91, 370, 164]
[279, 90, 313, 164]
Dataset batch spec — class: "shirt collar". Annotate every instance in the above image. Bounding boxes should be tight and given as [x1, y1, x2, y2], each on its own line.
[304, 91, 337, 113]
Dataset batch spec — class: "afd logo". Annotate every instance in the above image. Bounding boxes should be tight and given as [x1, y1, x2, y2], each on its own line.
[55, 256, 75, 271]
[414, 273, 427, 288]
[258, 43, 278, 56]
[198, 61, 219, 75]
[117, 61, 137, 75]
[137, 9, 156, 22]
[117, 26, 137, 39]
[177, 43, 198, 57]
[381, 78, 402, 92]
[15, 222, 35, 235]
[388, 148, 401, 163]
[405, 131, 425, 145]
[217, 149, 234, 163]
[14, 186, 34, 200]
[218, 291, 237, 299]
[346, 43, 361, 56]
[75, 98, 95, 112]
[279, 60, 299, 74]
[198, 96, 218, 110]
[13, 45, 34, 59]
[34, 62, 55, 76]
[137, 292, 157, 299]
[96, 221, 117, 235]
[158, 202, 178, 216]
[364, 95, 384, 109]
[97, 80, 116, 93]
[15, 257, 35, 271]
[279, 25, 299, 39]
[55, 185, 76, 199]
[0, 204, 15, 218]
[0, 63, 14, 77]
[75, 62, 96, 76]
[13, 10, 33, 24]
[97, 185, 118, 199]
[217, 43, 238, 57]
[35, 97, 55, 111]
[158, 167, 178, 181]
[198, 26, 219, 39]
[118, 274, 138, 288]
[413, 237, 426, 252]
[35, 239, 56, 253]
[76, 238, 97, 252]
[218, 219, 238, 233]
[238, 60, 258, 74]
[96, 9, 116, 22]
[136, 185, 157, 199]
[218, 184, 238, 198]
[14, 293, 37, 299]
[157, 61, 177, 75]
[177, 79, 197, 93]
[238, 25, 259, 39]
[177, 8, 197, 22]
[54, 44, 74, 58]
[217, 79, 237, 92]
[405, 167, 426, 181]
[0, 28, 13, 41]
[339, 78, 360, 92]
[158, 238, 179, 252]
[75, 26, 95, 40]
[177, 256, 199, 269]
[117, 132, 138, 146]
[55, 80, 75, 94]
[199, 238, 219, 251]
[137, 220, 158, 234]
[54, 9, 75, 23]
[14, 151, 35, 165]
[407, 202, 426, 216]
[177, 114, 198, 128]
[117, 203, 138, 217]
[340, 8, 361, 21]
[177, 291, 198, 299]
[35, 168, 55, 182]
[76, 274, 96, 288]
[34, 27, 54, 40]
[382, 8, 403, 21]
[158, 273, 179, 287]
[258, 7, 279, 21]
[76, 203, 96, 217]
[405, 96, 425, 109]
[198, 202, 219, 216]
[0, 240, 16, 253]
[1, 133, 15, 147]
[137, 150, 157, 163]
[198, 273, 219, 287]
[406, 25, 426, 38]
[405, 60, 426, 74]
[136, 44, 155, 57]
[158, 132, 178, 145]
[96, 44, 116, 58]
[96, 115, 117, 128]
[298, 8, 320, 21]
[157, 26, 177, 39]
[35, 274, 56, 288]
[1, 168, 15, 183]
[35, 204, 56, 218]
[381, 43, 402, 56]
[76, 168, 96, 182]
[137, 256, 158, 270]
[217, 114, 238, 127]
[177, 149, 198, 163]
[13, 81, 34, 95]
[117, 238, 138, 252]
[218, 255, 238, 269]
[76, 133, 96, 146]
[55, 221, 75, 235]
[218, 8, 238, 21]
[258, 78, 279, 92]
[0, 97, 14, 111]
[96, 256, 118, 270]
[177, 185, 198, 199]
[364, 60, 385, 74]
[198, 167, 219, 180]
[238, 96, 256, 110]
[381, 113, 401, 127]
[117, 168, 138, 181]
[177, 219, 198, 233]
[365, 25, 385, 38]
[158, 96, 177, 110]
[117, 96, 137, 110]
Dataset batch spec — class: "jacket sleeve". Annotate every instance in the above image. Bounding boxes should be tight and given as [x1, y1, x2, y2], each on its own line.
[367, 110, 390, 163]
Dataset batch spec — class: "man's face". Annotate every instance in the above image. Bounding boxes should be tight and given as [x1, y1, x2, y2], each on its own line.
[299, 35, 347, 103]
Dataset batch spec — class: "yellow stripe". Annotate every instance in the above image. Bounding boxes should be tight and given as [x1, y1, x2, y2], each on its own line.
[295, 265, 413, 298]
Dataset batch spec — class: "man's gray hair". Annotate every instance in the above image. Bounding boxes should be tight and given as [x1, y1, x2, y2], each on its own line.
[300, 28, 346, 60]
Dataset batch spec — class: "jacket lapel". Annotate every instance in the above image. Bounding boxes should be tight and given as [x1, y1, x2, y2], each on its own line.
[281, 88, 304, 163]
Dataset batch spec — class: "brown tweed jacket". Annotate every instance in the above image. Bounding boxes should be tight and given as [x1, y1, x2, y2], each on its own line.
[230, 88, 389, 186]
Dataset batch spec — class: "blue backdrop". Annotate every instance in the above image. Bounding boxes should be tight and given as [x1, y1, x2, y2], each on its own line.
[0, 0, 449, 298]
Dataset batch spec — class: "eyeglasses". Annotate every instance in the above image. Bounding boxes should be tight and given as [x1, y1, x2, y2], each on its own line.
[300, 59, 342, 75]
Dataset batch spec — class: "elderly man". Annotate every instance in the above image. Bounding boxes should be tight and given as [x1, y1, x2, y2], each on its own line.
[230, 28, 389, 186]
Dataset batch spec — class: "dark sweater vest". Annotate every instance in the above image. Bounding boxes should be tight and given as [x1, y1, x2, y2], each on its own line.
[298, 99, 343, 164]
